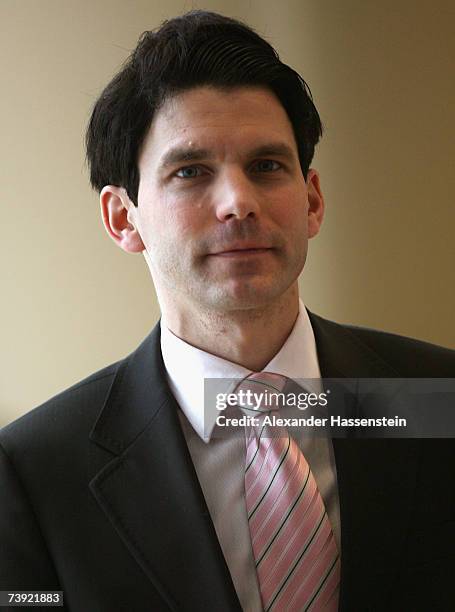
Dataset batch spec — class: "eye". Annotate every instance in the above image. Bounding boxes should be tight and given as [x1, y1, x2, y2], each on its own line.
[252, 159, 282, 173]
[175, 166, 204, 179]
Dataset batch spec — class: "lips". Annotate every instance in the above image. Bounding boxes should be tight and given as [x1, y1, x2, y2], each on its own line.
[208, 244, 273, 256]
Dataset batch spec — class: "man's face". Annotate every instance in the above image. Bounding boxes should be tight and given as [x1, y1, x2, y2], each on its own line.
[130, 86, 323, 316]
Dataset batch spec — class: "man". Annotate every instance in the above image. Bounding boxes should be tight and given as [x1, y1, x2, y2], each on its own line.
[1, 10, 454, 612]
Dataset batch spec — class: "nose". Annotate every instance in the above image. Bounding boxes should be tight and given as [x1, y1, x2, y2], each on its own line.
[214, 169, 261, 222]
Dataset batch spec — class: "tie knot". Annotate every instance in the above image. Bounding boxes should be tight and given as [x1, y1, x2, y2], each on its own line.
[234, 371, 288, 414]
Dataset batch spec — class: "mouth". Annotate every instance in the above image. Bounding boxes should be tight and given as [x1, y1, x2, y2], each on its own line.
[208, 245, 274, 257]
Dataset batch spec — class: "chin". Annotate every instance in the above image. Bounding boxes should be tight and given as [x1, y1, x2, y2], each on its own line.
[204, 280, 294, 312]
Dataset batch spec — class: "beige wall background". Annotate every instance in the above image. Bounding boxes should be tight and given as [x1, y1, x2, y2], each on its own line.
[1, 0, 454, 427]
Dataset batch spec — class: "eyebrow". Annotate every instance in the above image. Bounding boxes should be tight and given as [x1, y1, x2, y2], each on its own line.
[158, 141, 297, 170]
[160, 147, 213, 169]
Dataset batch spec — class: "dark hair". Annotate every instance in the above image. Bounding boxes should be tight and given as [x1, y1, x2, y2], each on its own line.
[85, 10, 322, 206]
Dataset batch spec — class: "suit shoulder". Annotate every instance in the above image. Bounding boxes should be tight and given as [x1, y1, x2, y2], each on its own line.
[0, 359, 122, 450]
[342, 322, 455, 377]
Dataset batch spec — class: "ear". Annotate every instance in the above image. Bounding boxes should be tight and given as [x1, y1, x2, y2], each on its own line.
[306, 169, 325, 239]
[100, 186, 145, 253]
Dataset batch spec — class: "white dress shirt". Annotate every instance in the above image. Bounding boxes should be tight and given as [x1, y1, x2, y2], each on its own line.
[160, 300, 341, 612]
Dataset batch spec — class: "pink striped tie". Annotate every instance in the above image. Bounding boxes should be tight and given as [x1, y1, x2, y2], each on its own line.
[236, 372, 340, 611]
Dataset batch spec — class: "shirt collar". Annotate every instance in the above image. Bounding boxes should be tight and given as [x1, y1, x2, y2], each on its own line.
[160, 299, 321, 442]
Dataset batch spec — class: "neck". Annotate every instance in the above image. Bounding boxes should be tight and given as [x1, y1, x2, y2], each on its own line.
[161, 285, 300, 371]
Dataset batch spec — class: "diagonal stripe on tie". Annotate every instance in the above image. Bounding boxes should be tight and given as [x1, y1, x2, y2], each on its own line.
[254, 464, 311, 566]
[234, 371, 340, 612]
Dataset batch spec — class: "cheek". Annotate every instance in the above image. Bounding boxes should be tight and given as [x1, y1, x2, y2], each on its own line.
[143, 209, 205, 254]
[272, 189, 308, 230]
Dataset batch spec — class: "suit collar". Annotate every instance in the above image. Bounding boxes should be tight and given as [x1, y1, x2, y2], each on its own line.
[308, 310, 401, 378]
[89, 323, 242, 611]
[89, 325, 168, 455]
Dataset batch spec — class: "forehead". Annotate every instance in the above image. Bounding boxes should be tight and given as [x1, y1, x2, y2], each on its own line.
[139, 86, 298, 166]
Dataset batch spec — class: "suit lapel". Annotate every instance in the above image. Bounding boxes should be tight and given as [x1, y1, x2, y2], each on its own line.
[309, 312, 420, 608]
[89, 325, 241, 611]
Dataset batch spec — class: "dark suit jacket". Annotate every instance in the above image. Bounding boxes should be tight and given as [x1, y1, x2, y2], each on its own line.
[1, 313, 454, 611]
